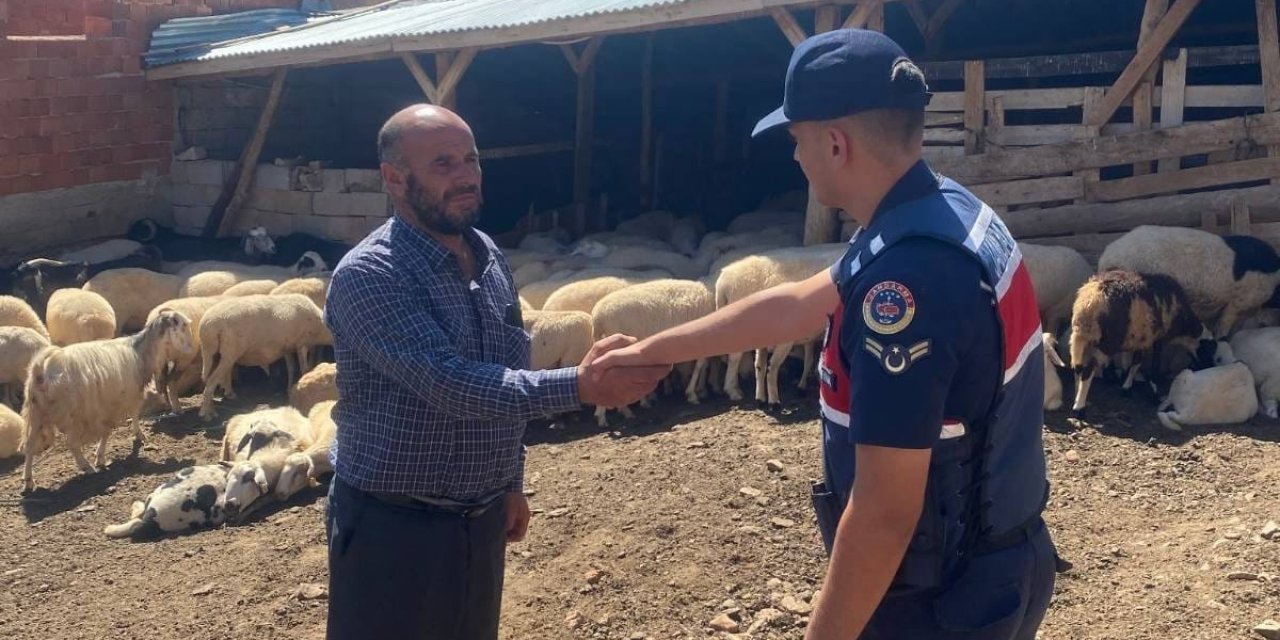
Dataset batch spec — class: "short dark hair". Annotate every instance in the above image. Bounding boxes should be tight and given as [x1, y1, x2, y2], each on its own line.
[848, 108, 925, 151]
[377, 118, 407, 168]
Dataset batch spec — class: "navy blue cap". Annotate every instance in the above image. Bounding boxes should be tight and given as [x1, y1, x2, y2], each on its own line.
[752, 29, 932, 137]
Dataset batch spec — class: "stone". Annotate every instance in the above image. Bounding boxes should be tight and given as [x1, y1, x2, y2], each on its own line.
[739, 487, 762, 498]
[1064, 450, 1081, 463]
[291, 166, 325, 192]
[313, 191, 388, 217]
[1225, 530, 1244, 540]
[173, 205, 212, 230]
[1262, 521, 1280, 540]
[629, 633, 646, 640]
[755, 497, 771, 507]
[190, 583, 215, 596]
[546, 508, 570, 518]
[174, 146, 207, 161]
[293, 583, 328, 600]
[770, 517, 796, 529]
[345, 169, 383, 193]
[709, 614, 740, 633]
[1228, 571, 1261, 581]
[170, 184, 221, 207]
[246, 189, 313, 215]
[321, 170, 347, 193]
[766, 459, 785, 473]
[779, 595, 813, 616]
[584, 569, 604, 585]
[687, 441, 708, 449]
[75, 504, 96, 513]
[184, 160, 226, 186]
[766, 578, 783, 589]
[727, 496, 746, 509]
[564, 611, 585, 630]
[255, 164, 292, 190]
[1255, 620, 1280, 640]
[747, 608, 787, 634]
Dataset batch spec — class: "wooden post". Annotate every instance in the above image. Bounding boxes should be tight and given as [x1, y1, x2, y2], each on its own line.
[964, 60, 985, 155]
[770, 8, 807, 46]
[867, 2, 885, 31]
[206, 67, 287, 238]
[1256, 0, 1280, 183]
[435, 51, 456, 109]
[1232, 199, 1252, 234]
[436, 47, 477, 109]
[1085, 0, 1202, 127]
[567, 38, 603, 235]
[1132, 0, 1169, 175]
[713, 80, 729, 164]
[990, 97, 1006, 129]
[640, 34, 654, 208]
[1075, 87, 1104, 202]
[844, 0, 884, 30]
[1157, 49, 1188, 173]
[815, 5, 838, 33]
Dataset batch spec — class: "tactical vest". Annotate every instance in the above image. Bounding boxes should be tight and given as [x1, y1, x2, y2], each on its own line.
[818, 177, 1048, 591]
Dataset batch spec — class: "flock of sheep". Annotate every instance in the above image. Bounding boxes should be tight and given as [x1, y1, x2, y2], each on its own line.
[3, 196, 1280, 540]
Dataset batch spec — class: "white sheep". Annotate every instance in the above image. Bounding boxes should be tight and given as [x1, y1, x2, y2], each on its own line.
[221, 279, 280, 297]
[270, 274, 332, 310]
[224, 418, 310, 521]
[275, 400, 337, 501]
[82, 268, 183, 334]
[1020, 243, 1092, 337]
[519, 268, 670, 309]
[576, 232, 675, 253]
[503, 249, 562, 271]
[616, 210, 678, 240]
[591, 277, 717, 426]
[20, 309, 194, 492]
[512, 261, 553, 289]
[146, 295, 227, 413]
[714, 243, 847, 405]
[1156, 362, 1258, 430]
[45, 288, 116, 346]
[220, 405, 311, 462]
[103, 463, 233, 538]
[0, 326, 50, 409]
[1225, 327, 1280, 418]
[1043, 332, 1067, 411]
[289, 361, 337, 415]
[1098, 226, 1280, 338]
[554, 245, 701, 279]
[0, 295, 49, 340]
[517, 230, 571, 254]
[176, 251, 327, 298]
[523, 310, 593, 370]
[0, 402, 22, 458]
[198, 294, 333, 419]
[669, 217, 704, 256]
[541, 273, 665, 315]
[58, 238, 143, 265]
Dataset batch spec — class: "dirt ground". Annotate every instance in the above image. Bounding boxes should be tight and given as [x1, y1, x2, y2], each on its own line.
[0, 368, 1278, 640]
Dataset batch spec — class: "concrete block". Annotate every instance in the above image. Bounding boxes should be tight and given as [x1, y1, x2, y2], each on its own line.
[246, 189, 313, 215]
[291, 214, 329, 239]
[324, 216, 378, 244]
[184, 160, 225, 186]
[170, 183, 222, 207]
[174, 205, 212, 230]
[322, 169, 346, 193]
[236, 209, 294, 236]
[168, 160, 188, 184]
[291, 166, 325, 192]
[313, 192, 388, 217]
[255, 164, 291, 190]
[344, 169, 383, 193]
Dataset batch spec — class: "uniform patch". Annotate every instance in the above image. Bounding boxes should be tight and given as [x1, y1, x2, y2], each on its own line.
[862, 281, 916, 334]
[863, 337, 931, 375]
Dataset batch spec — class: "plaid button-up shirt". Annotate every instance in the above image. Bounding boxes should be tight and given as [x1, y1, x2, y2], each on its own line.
[324, 216, 581, 501]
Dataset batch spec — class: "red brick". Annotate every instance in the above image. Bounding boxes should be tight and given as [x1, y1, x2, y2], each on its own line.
[0, 156, 20, 178]
[51, 134, 77, 154]
[18, 155, 41, 174]
[35, 79, 58, 97]
[28, 136, 53, 155]
[36, 41, 82, 59]
[46, 58, 73, 79]
[0, 41, 40, 59]
[85, 0, 113, 19]
[33, 171, 73, 191]
[71, 131, 92, 149]
[88, 165, 114, 183]
[102, 56, 123, 74]
[110, 163, 141, 182]
[70, 168, 92, 186]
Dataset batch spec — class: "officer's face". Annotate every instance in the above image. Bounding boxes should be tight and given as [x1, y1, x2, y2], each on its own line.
[789, 122, 844, 207]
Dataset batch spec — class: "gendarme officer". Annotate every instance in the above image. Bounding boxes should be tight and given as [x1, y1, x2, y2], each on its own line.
[589, 29, 1057, 639]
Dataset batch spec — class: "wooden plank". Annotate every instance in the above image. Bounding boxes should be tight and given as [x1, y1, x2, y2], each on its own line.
[925, 84, 1263, 113]
[435, 50, 456, 110]
[989, 96, 1005, 129]
[771, 7, 807, 47]
[903, 0, 930, 35]
[1132, 0, 1169, 176]
[1075, 86, 1105, 202]
[1086, 156, 1280, 202]
[400, 53, 439, 104]
[867, 1, 885, 31]
[572, 52, 597, 234]
[986, 123, 1134, 147]
[1086, 0, 1202, 126]
[926, 112, 965, 127]
[968, 176, 1084, 207]
[931, 111, 1280, 184]
[479, 140, 577, 160]
[208, 67, 288, 237]
[924, 128, 966, 144]
[640, 34, 654, 206]
[925, 0, 965, 39]
[814, 5, 838, 33]
[1158, 49, 1189, 173]
[436, 47, 477, 106]
[1201, 210, 1220, 233]
[964, 60, 984, 154]
[1257, 0, 1280, 184]
[1232, 199, 1253, 234]
[917, 44, 1258, 84]
[844, 0, 883, 30]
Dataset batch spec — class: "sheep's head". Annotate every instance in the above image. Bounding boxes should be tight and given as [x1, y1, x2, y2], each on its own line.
[293, 251, 328, 275]
[241, 227, 276, 259]
[235, 422, 294, 460]
[274, 453, 314, 501]
[224, 460, 269, 522]
[148, 309, 195, 364]
[1212, 341, 1237, 367]
[127, 218, 160, 243]
[570, 240, 609, 259]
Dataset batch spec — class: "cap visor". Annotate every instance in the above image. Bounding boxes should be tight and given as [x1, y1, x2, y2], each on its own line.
[751, 106, 790, 138]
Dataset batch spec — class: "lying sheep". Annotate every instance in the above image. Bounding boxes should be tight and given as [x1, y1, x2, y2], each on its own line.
[0, 402, 22, 458]
[146, 295, 227, 413]
[523, 310, 593, 370]
[0, 295, 49, 340]
[1068, 269, 1215, 416]
[727, 210, 803, 235]
[0, 327, 50, 409]
[517, 230, 571, 254]
[288, 362, 337, 415]
[556, 245, 701, 279]
[1156, 362, 1258, 430]
[176, 251, 327, 298]
[1020, 243, 1092, 337]
[512, 261, 553, 289]
[1098, 226, 1280, 337]
[224, 418, 310, 521]
[220, 405, 310, 462]
[21, 309, 194, 492]
[1043, 332, 1067, 411]
[541, 273, 664, 315]
[1225, 327, 1280, 418]
[669, 217, 704, 256]
[591, 278, 717, 426]
[103, 463, 232, 539]
[270, 274, 332, 310]
[198, 294, 333, 419]
[83, 268, 183, 334]
[576, 232, 675, 253]
[616, 210, 678, 240]
[520, 268, 670, 309]
[275, 400, 338, 501]
[221, 279, 280, 297]
[45, 288, 116, 346]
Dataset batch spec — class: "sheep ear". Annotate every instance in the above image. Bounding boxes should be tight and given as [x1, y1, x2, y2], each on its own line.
[218, 460, 234, 469]
[254, 467, 269, 492]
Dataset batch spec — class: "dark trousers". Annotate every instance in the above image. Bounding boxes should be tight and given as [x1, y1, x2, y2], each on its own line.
[860, 522, 1056, 640]
[325, 476, 508, 640]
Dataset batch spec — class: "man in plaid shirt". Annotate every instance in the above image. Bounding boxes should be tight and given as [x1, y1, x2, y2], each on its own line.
[323, 104, 669, 640]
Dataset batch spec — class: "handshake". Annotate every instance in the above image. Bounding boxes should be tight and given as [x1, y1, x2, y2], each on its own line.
[575, 334, 672, 409]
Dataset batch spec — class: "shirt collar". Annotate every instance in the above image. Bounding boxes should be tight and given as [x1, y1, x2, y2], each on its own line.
[390, 214, 494, 274]
[868, 159, 942, 225]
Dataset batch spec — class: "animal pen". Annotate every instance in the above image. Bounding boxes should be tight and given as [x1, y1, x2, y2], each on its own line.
[139, 0, 1280, 258]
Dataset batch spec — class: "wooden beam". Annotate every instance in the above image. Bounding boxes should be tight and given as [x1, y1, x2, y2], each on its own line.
[844, 0, 884, 30]
[903, 0, 930, 35]
[963, 60, 984, 154]
[1256, 0, 1280, 184]
[206, 67, 287, 238]
[1158, 48, 1189, 173]
[436, 47, 477, 107]
[479, 140, 578, 160]
[916, 44, 1257, 83]
[815, 5, 838, 33]
[435, 50, 455, 110]
[867, 2, 885, 31]
[968, 175, 1084, 207]
[640, 34, 654, 207]
[1232, 199, 1253, 234]
[400, 53, 439, 104]
[573, 50, 597, 234]
[1085, 156, 1280, 202]
[1132, 0, 1169, 176]
[560, 37, 604, 76]
[771, 7, 807, 47]
[925, 0, 965, 39]
[1085, 0, 1203, 126]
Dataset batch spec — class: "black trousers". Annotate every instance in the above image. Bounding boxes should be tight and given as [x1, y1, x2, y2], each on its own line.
[325, 476, 508, 640]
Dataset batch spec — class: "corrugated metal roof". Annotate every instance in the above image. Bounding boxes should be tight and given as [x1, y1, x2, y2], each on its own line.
[144, 8, 339, 68]
[146, 0, 692, 67]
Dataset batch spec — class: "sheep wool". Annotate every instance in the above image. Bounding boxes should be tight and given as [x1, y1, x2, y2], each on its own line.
[522, 310, 593, 371]
[0, 295, 49, 340]
[0, 402, 22, 458]
[0, 326, 50, 408]
[1019, 243, 1092, 337]
[1156, 362, 1258, 430]
[289, 362, 337, 415]
[83, 268, 183, 333]
[45, 288, 116, 346]
[1227, 326, 1280, 418]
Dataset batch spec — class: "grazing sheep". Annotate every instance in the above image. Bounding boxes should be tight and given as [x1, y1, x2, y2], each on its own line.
[20, 309, 194, 492]
[275, 400, 337, 501]
[1043, 332, 1067, 411]
[0, 295, 49, 339]
[198, 294, 333, 419]
[221, 279, 280, 297]
[520, 268, 670, 309]
[542, 273, 665, 315]
[522, 310, 593, 371]
[271, 274, 331, 310]
[1068, 270, 1215, 416]
[176, 251, 327, 298]
[591, 278, 717, 426]
[83, 268, 183, 334]
[103, 463, 232, 538]
[1156, 362, 1258, 430]
[0, 402, 22, 458]
[9, 260, 89, 320]
[1098, 226, 1280, 337]
[45, 288, 116, 346]
[0, 327, 50, 409]
[288, 362, 337, 415]
[146, 295, 227, 413]
[1225, 327, 1280, 418]
[1020, 243, 1093, 337]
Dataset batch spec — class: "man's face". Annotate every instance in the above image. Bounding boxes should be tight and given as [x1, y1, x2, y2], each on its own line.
[386, 123, 483, 236]
[789, 121, 842, 208]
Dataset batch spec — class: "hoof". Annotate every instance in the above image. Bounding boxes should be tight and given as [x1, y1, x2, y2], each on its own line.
[1070, 407, 1088, 421]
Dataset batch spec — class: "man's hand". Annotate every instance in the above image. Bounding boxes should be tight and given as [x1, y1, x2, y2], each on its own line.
[577, 334, 671, 408]
[504, 491, 531, 543]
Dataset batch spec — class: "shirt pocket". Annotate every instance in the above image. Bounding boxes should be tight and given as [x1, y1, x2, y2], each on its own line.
[497, 321, 532, 369]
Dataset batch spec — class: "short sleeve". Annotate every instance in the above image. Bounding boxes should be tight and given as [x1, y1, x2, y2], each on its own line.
[838, 238, 987, 449]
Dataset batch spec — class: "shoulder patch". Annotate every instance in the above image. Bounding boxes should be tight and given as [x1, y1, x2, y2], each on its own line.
[863, 337, 931, 375]
[862, 280, 916, 334]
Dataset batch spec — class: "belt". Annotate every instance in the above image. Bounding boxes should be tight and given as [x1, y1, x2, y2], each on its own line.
[364, 489, 504, 519]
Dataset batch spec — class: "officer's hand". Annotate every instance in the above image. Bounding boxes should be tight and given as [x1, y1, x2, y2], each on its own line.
[577, 335, 670, 408]
[587, 343, 655, 382]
